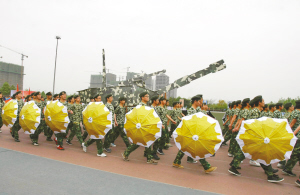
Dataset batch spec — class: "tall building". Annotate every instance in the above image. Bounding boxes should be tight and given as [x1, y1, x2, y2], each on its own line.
[89, 73, 117, 88]
[155, 73, 177, 98]
[0, 61, 24, 90]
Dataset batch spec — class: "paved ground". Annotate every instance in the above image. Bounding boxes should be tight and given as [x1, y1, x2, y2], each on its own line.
[0, 126, 299, 195]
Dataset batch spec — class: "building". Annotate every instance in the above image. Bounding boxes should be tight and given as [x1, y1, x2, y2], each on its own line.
[89, 73, 117, 88]
[154, 73, 177, 98]
[0, 61, 24, 90]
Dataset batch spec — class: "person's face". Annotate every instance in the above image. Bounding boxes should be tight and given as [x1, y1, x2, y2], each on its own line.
[36, 93, 41, 100]
[290, 105, 294, 111]
[75, 97, 81, 102]
[166, 101, 169, 106]
[90, 99, 95, 102]
[265, 107, 269, 111]
[41, 97, 44, 101]
[71, 98, 75, 103]
[120, 100, 125, 105]
[61, 93, 67, 100]
[0, 94, 2, 98]
[54, 96, 59, 100]
[200, 98, 203, 105]
[154, 99, 159, 105]
[238, 103, 242, 108]
[47, 95, 52, 100]
[95, 96, 101, 102]
[28, 96, 32, 101]
[142, 94, 149, 102]
[17, 93, 22, 99]
[259, 99, 265, 107]
[162, 100, 166, 105]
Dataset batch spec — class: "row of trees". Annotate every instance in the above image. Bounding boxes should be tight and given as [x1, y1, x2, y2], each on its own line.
[0, 82, 16, 95]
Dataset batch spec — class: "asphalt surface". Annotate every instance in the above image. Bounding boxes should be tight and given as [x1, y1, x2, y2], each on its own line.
[0, 147, 216, 195]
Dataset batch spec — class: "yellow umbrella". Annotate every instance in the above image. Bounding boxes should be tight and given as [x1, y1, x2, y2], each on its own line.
[19, 101, 41, 134]
[173, 112, 224, 159]
[236, 117, 297, 166]
[44, 101, 70, 134]
[124, 105, 162, 147]
[2, 100, 18, 127]
[82, 102, 112, 139]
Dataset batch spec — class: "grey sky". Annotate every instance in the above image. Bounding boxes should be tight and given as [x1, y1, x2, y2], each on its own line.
[1, 0, 299, 103]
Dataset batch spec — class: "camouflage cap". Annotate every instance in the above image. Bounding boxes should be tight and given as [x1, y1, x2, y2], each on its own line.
[235, 100, 241, 106]
[46, 92, 52, 96]
[139, 92, 149, 98]
[253, 95, 263, 105]
[67, 96, 73, 101]
[119, 96, 126, 102]
[191, 96, 200, 103]
[269, 104, 275, 109]
[15, 91, 22, 95]
[59, 91, 66, 97]
[159, 97, 166, 102]
[284, 102, 293, 110]
[275, 102, 283, 107]
[151, 95, 159, 101]
[25, 95, 31, 99]
[105, 94, 112, 100]
[242, 98, 250, 106]
[231, 101, 236, 107]
[173, 102, 178, 107]
[295, 100, 300, 109]
[53, 94, 59, 98]
[74, 95, 79, 99]
[264, 104, 269, 109]
[196, 94, 203, 99]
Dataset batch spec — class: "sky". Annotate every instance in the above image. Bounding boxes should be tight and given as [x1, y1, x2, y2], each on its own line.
[0, 0, 299, 103]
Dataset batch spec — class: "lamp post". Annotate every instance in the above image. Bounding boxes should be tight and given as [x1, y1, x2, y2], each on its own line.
[53, 36, 61, 96]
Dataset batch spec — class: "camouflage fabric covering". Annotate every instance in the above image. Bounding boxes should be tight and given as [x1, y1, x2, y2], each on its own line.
[156, 106, 168, 125]
[70, 103, 84, 123]
[115, 105, 126, 124]
[284, 112, 291, 120]
[139, 102, 147, 106]
[35, 100, 45, 120]
[187, 107, 197, 115]
[105, 103, 114, 115]
[268, 111, 274, 118]
[273, 110, 282, 118]
[290, 110, 300, 135]
[0, 100, 5, 119]
[169, 108, 179, 124]
[17, 99, 24, 115]
[225, 108, 231, 125]
[249, 108, 261, 119]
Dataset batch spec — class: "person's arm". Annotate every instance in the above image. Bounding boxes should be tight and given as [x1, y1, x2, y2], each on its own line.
[294, 125, 300, 135]
[233, 118, 244, 132]
[166, 114, 176, 124]
[223, 115, 229, 126]
[229, 115, 237, 130]
[114, 113, 118, 126]
[290, 119, 297, 128]
[181, 112, 185, 117]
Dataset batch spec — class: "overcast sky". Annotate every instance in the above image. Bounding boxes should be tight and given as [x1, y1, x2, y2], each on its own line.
[1, 0, 299, 103]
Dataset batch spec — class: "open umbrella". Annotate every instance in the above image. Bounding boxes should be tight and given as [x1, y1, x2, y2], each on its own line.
[19, 101, 41, 134]
[236, 117, 297, 166]
[124, 105, 162, 147]
[173, 112, 224, 159]
[44, 101, 69, 134]
[82, 102, 112, 139]
[2, 100, 18, 127]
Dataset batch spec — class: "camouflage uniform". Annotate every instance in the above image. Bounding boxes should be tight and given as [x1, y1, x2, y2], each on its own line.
[228, 108, 240, 155]
[103, 103, 115, 148]
[156, 105, 168, 150]
[66, 103, 74, 137]
[169, 108, 180, 138]
[173, 107, 212, 170]
[284, 109, 300, 172]
[12, 99, 24, 140]
[82, 104, 89, 141]
[44, 100, 54, 140]
[260, 111, 268, 117]
[223, 108, 233, 144]
[149, 105, 160, 155]
[29, 100, 46, 143]
[112, 105, 130, 147]
[0, 100, 5, 130]
[67, 103, 84, 144]
[273, 110, 282, 118]
[268, 111, 274, 118]
[124, 102, 153, 161]
[55, 101, 70, 147]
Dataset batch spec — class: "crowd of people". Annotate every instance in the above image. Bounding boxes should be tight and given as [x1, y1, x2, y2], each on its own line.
[0, 91, 299, 187]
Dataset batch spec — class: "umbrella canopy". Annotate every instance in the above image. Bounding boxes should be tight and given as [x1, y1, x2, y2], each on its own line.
[124, 105, 162, 147]
[19, 101, 41, 134]
[82, 102, 112, 139]
[236, 117, 297, 166]
[44, 101, 69, 134]
[2, 100, 18, 127]
[173, 112, 224, 160]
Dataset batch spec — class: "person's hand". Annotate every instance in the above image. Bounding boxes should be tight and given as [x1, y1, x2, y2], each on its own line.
[162, 125, 165, 129]
[222, 123, 225, 126]
[69, 110, 73, 114]
[115, 121, 118, 126]
[172, 120, 176, 124]
[233, 128, 238, 132]
[229, 124, 232, 130]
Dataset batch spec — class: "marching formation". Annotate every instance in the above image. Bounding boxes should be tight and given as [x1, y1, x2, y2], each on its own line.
[0, 91, 300, 187]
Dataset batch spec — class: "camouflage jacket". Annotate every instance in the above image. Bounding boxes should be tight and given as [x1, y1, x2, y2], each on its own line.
[35, 100, 45, 120]
[0, 100, 5, 118]
[115, 105, 126, 124]
[284, 112, 291, 120]
[268, 111, 274, 118]
[138, 102, 147, 106]
[237, 109, 244, 120]
[260, 111, 268, 117]
[273, 110, 282, 118]
[169, 109, 179, 124]
[105, 103, 114, 115]
[225, 109, 231, 125]
[176, 108, 182, 121]
[187, 107, 197, 115]
[230, 108, 235, 117]
[196, 107, 201, 113]
[249, 108, 261, 119]
[232, 108, 240, 125]
[201, 109, 207, 115]
[70, 103, 84, 123]
[17, 99, 24, 116]
[156, 106, 168, 125]
[241, 109, 250, 120]
[150, 105, 157, 112]
[290, 110, 300, 137]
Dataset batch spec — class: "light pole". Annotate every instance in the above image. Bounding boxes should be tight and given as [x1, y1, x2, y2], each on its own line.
[53, 36, 61, 96]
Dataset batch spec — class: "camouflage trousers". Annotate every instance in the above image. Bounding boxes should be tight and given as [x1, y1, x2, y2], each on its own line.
[67, 122, 83, 144]
[169, 123, 178, 139]
[285, 140, 300, 172]
[82, 130, 89, 141]
[44, 126, 53, 139]
[124, 144, 153, 161]
[103, 126, 115, 148]
[85, 139, 103, 154]
[65, 121, 73, 137]
[12, 118, 22, 140]
[55, 133, 64, 146]
[228, 131, 238, 155]
[112, 124, 130, 147]
[0, 117, 3, 129]
[30, 120, 46, 143]
[223, 128, 232, 144]
[173, 150, 211, 170]
[158, 124, 167, 150]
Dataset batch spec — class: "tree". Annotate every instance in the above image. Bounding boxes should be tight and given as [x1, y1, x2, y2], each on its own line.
[0, 82, 11, 96]
[41, 91, 46, 97]
[10, 85, 16, 90]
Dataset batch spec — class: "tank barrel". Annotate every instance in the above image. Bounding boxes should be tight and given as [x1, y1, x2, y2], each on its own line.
[102, 49, 106, 87]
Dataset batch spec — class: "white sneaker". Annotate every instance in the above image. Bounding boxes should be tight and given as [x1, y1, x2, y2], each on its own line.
[97, 153, 107, 157]
[110, 143, 116, 147]
[249, 160, 260, 167]
[0, 130, 2, 133]
[241, 161, 243, 164]
[33, 143, 39, 146]
[277, 163, 284, 168]
[228, 153, 233, 157]
[82, 143, 87, 152]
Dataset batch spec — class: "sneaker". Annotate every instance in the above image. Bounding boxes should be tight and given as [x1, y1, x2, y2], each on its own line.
[187, 160, 198, 164]
[228, 153, 233, 157]
[0, 130, 2, 133]
[173, 163, 184, 169]
[82, 143, 87, 152]
[54, 138, 58, 145]
[14, 139, 20, 142]
[97, 153, 107, 157]
[267, 175, 284, 183]
[163, 146, 169, 150]
[66, 140, 72, 145]
[157, 149, 164, 155]
[282, 169, 296, 177]
[121, 153, 129, 161]
[152, 153, 160, 160]
[33, 142, 39, 146]
[205, 167, 217, 174]
[166, 143, 173, 147]
[57, 145, 64, 150]
[295, 179, 300, 187]
[46, 138, 53, 141]
[277, 163, 285, 169]
[110, 143, 116, 147]
[228, 167, 241, 176]
[104, 148, 112, 153]
[249, 160, 260, 167]
[272, 169, 278, 173]
[147, 159, 158, 165]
